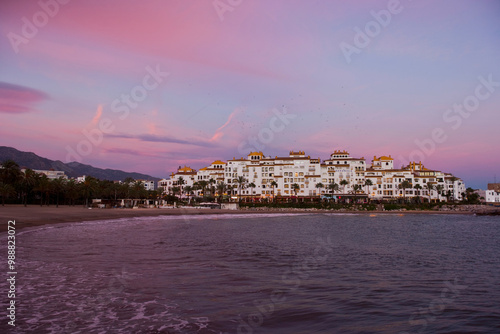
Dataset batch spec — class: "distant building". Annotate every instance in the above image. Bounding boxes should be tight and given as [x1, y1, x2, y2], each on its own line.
[21, 168, 68, 180]
[485, 190, 500, 203]
[139, 180, 156, 191]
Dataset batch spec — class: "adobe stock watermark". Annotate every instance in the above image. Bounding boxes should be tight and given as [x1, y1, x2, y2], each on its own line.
[340, 0, 407, 64]
[237, 105, 296, 155]
[213, 0, 243, 21]
[7, 0, 71, 54]
[397, 74, 498, 166]
[236, 236, 333, 334]
[65, 65, 169, 163]
[399, 277, 468, 334]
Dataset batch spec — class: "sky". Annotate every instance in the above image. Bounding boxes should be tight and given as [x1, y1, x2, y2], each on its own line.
[0, 0, 499, 188]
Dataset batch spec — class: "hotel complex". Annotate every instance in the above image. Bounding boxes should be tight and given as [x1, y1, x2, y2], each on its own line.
[159, 150, 466, 202]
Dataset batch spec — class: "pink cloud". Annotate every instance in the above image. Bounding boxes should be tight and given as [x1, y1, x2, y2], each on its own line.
[210, 107, 245, 142]
[90, 105, 103, 125]
[0, 82, 48, 114]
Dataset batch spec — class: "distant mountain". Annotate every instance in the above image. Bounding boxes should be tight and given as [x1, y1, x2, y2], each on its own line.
[0, 146, 161, 182]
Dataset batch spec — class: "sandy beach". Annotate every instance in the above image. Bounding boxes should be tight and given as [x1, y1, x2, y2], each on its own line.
[0, 204, 479, 232]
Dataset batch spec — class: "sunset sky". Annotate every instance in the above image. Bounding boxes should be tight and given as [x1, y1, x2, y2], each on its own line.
[1, 0, 499, 188]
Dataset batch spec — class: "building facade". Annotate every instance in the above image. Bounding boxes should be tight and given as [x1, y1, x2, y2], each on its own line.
[159, 150, 466, 202]
[485, 190, 500, 203]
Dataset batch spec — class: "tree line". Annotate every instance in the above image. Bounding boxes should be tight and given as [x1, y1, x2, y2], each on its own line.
[0, 160, 160, 207]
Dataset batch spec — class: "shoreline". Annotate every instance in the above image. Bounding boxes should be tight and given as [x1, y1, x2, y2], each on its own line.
[0, 204, 479, 232]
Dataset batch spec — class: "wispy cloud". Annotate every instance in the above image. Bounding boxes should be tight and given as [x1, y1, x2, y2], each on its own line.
[103, 147, 164, 157]
[210, 107, 244, 142]
[90, 105, 103, 125]
[0, 82, 48, 114]
[106, 133, 217, 147]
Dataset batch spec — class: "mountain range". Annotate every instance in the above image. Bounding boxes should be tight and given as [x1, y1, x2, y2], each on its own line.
[0, 146, 161, 182]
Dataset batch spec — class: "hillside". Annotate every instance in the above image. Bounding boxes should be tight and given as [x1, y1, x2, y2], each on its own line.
[0, 146, 161, 181]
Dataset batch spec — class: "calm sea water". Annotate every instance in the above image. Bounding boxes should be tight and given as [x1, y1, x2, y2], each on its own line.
[1, 213, 500, 334]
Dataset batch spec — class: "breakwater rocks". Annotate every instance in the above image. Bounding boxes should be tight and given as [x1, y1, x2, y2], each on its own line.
[437, 204, 500, 215]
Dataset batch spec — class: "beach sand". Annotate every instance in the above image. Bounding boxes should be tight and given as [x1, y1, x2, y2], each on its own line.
[0, 204, 476, 232]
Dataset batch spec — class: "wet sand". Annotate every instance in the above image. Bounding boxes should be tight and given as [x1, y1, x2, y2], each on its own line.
[0, 204, 476, 232]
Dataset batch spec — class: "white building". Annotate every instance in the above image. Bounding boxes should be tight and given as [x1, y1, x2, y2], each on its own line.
[21, 168, 68, 180]
[76, 175, 86, 183]
[485, 190, 500, 203]
[159, 149, 466, 202]
[158, 166, 198, 198]
[140, 180, 156, 191]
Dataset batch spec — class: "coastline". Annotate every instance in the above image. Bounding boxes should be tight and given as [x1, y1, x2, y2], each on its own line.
[0, 204, 478, 232]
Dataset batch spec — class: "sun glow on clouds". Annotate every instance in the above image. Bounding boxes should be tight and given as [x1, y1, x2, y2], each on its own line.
[90, 105, 103, 125]
[210, 108, 245, 142]
[0, 0, 499, 188]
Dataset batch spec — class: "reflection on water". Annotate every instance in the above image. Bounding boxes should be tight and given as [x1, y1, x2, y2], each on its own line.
[1, 213, 499, 333]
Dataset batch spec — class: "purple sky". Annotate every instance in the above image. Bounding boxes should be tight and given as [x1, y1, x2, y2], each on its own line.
[1, 0, 499, 188]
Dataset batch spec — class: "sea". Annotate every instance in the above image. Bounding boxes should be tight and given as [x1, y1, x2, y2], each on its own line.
[1, 213, 499, 334]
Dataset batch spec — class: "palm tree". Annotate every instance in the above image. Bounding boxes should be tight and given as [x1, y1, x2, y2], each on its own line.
[425, 182, 434, 203]
[51, 177, 66, 207]
[171, 186, 180, 199]
[414, 184, 423, 203]
[20, 169, 38, 206]
[270, 180, 278, 202]
[123, 177, 135, 184]
[177, 177, 185, 199]
[446, 190, 453, 202]
[315, 182, 324, 198]
[353, 184, 362, 203]
[328, 182, 339, 197]
[184, 185, 193, 204]
[399, 180, 412, 203]
[80, 176, 97, 207]
[0, 160, 22, 186]
[216, 182, 227, 203]
[0, 182, 15, 206]
[197, 180, 208, 200]
[236, 176, 247, 204]
[208, 178, 216, 197]
[291, 183, 300, 202]
[65, 179, 78, 206]
[435, 185, 444, 202]
[248, 182, 256, 202]
[340, 179, 349, 194]
[156, 186, 166, 204]
[364, 179, 373, 197]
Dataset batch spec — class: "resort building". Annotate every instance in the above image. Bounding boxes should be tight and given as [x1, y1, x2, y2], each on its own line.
[158, 166, 198, 196]
[159, 149, 466, 202]
[485, 190, 500, 203]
